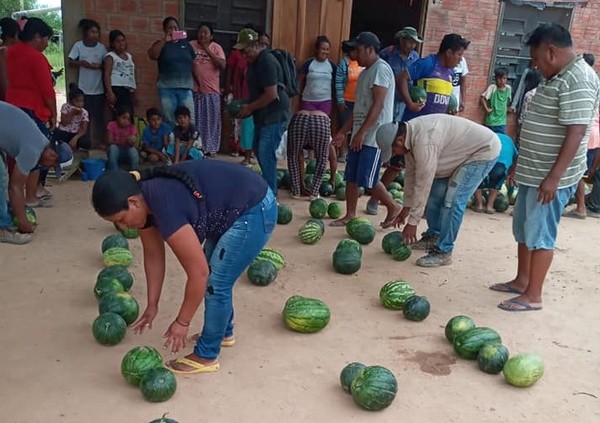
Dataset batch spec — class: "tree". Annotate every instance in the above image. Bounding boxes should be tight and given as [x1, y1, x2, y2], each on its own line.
[1, 0, 63, 34]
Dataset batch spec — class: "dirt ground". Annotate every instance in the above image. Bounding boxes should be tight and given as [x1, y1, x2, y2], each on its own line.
[1, 165, 599, 423]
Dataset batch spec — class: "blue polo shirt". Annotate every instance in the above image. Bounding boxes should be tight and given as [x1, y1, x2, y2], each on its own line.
[142, 123, 172, 151]
[141, 160, 268, 242]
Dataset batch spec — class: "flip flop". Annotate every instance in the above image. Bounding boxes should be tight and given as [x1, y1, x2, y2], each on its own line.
[380, 208, 402, 229]
[497, 298, 542, 312]
[471, 206, 485, 213]
[562, 209, 586, 219]
[489, 283, 524, 294]
[166, 357, 220, 375]
[484, 208, 495, 215]
[26, 197, 53, 208]
[329, 219, 351, 227]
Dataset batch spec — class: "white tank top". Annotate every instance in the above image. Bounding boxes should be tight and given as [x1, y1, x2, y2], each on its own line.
[105, 51, 136, 90]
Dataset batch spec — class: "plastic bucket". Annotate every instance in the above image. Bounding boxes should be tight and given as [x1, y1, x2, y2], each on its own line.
[81, 158, 106, 181]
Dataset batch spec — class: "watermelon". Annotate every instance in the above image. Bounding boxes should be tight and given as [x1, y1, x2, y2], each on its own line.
[103, 247, 133, 267]
[12, 206, 37, 227]
[298, 222, 323, 244]
[332, 248, 362, 275]
[227, 99, 246, 117]
[387, 182, 402, 192]
[447, 94, 459, 113]
[121, 346, 164, 386]
[350, 223, 376, 245]
[98, 292, 140, 325]
[304, 174, 314, 190]
[402, 295, 431, 321]
[409, 85, 427, 103]
[121, 227, 139, 239]
[478, 343, 509, 374]
[282, 295, 331, 333]
[309, 198, 328, 219]
[307, 218, 325, 235]
[319, 182, 334, 198]
[388, 189, 401, 199]
[333, 171, 344, 187]
[101, 234, 129, 253]
[327, 202, 343, 219]
[444, 315, 476, 343]
[246, 259, 277, 286]
[502, 353, 544, 387]
[149, 414, 178, 423]
[381, 231, 404, 254]
[96, 265, 134, 291]
[336, 239, 363, 254]
[92, 312, 127, 346]
[507, 185, 518, 205]
[94, 276, 125, 299]
[140, 367, 177, 403]
[346, 217, 372, 237]
[305, 159, 317, 175]
[391, 244, 412, 261]
[394, 171, 405, 186]
[277, 204, 293, 224]
[453, 327, 502, 360]
[335, 187, 346, 201]
[340, 362, 367, 394]
[278, 170, 290, 190]
[255, 248, 285, 270]
[379, 280, 416, 310]
[493, 193, 509, 213]
[350, 366, 398, 411]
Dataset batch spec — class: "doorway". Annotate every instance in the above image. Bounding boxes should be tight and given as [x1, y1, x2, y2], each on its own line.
[350, 0, 427, 49]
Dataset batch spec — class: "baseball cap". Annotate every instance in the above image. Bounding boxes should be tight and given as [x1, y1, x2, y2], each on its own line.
[395, 26, 424, 43]
[376, 122, 400, 163]
[233, 28, 259, 50]
[346, 32, 381, 51]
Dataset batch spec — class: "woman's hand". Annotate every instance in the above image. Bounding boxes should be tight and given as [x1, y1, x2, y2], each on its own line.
[132, 304, 159, 334]
[163, 320, 189, 354]
[106, 91, 116, 106]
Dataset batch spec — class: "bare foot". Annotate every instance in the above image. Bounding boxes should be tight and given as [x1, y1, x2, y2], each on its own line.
[489, 279, 528, 294]
[168, 353, 217, 371]
[330, 215, 354, 227]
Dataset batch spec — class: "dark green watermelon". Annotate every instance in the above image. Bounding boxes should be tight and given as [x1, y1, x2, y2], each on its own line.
[402, 295, 430, 321]
[140, 367, 177, 402]
[447, 94, 459, 113]
[277, 204, 293, 224]
[340, 362, 367, 394]
[494, 193, 510, 213]
[96, 265, 134, 292]
[351, 366, 398, 411]
[149, 414, 178, 423]
[227, 99, 246, 117]
[121, 346, 164, 386]
[92, 312, 127, 346]
[319, 182, 334, 197]
[247, 259, 278, 286]
[101, 234, 129, 253]
[477, 343, 509, 374]
[409, 85, 427, 103]
[454, 327, 502, 360]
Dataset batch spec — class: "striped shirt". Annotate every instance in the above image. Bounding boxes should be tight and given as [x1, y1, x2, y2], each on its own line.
[515, 57, 600, 188]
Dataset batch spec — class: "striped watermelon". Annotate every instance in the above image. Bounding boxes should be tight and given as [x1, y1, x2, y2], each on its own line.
[346, 217, 371, 237]
[255, 248, 285, 270]
[282, 295, 331, 333]
[309, 198, 328, 219]
[381, 231, 404, 254]
[307, 218, 325, 234]
[391, 244, 412, 261]
[299, 222, 322, 245]
[103, 247, 133, 267]
[379, 280, 416, 310]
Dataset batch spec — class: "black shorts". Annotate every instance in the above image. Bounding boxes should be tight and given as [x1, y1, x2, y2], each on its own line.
[388, 155, 405, 171]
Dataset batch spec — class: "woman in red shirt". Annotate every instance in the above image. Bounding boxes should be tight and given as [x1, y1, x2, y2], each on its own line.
[6, 17, 56, 205]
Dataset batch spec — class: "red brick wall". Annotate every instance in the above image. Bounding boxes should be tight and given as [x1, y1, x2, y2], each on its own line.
[570, 0, 600, 73]
[80, 0, 181, 116]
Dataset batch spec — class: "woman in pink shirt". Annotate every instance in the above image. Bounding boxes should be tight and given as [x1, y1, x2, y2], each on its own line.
[106, 106, 139, 170]
[190, 23, 226, 157]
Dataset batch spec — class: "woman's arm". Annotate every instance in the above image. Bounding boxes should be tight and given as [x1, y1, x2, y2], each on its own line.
[148, 39, 166, 61]
[103, 54, 116, 105]
[205, 44, 226, 70]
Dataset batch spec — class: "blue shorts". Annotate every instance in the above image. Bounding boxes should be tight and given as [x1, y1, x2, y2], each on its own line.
[487, 125, 506, 134]
[344, 145, 381, 188]
[586, 148, 598, 175]
[512, 184, 577, 250]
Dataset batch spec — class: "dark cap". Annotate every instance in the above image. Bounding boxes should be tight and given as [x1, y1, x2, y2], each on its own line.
[346, 32, 381, 50]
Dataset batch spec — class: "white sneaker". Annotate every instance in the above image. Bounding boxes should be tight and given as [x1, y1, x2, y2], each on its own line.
[0, 229, 32, 245]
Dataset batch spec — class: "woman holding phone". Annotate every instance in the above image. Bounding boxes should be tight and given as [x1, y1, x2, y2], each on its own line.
[148, 17, 196, 127]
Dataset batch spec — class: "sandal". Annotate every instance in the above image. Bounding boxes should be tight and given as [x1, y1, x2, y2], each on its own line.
[497, 297, 542, 312]
[166, 356, 220, 375]
[26, 197, 53, 208]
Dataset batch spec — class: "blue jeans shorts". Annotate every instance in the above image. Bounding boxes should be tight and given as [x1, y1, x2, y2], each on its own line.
[512, 184, 577, 250]
[344, 145, 381, 188]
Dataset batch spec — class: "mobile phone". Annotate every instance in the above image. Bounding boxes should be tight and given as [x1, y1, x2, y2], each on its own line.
[172, 30, 187, 41]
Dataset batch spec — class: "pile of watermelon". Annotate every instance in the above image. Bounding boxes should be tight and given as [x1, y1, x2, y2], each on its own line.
[339, 362, 398, 411]
[379, 280, 431, 322]
[386, 181, 404, 205]
[381, 231, 412, 262]
[92, 233, 138, 347]
[246, 248, 285, 287]
[445, 315, 544, 387]
[121, 346, 177, 403]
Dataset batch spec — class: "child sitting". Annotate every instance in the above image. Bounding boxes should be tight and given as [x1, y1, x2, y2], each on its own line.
[480, 67, 512, 134]
[106, 105, 139, 170]
[166, 106, 203, 164]
[53, 83, 90, 151]
[141, 108, 172, 164]
[472, 133, 518, 214]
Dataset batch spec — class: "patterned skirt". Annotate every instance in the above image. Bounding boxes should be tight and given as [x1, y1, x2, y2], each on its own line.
[194, 92, 222, 154]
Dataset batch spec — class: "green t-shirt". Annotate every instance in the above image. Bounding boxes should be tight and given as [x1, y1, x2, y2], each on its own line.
[482, 84, 511, 126]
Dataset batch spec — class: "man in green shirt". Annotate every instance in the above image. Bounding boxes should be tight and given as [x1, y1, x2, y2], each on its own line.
[490, 24, 600, 312]
[480, 67, 512, 134]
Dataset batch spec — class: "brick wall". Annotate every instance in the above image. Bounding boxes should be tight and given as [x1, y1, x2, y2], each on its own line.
[79, 0, 181, 116]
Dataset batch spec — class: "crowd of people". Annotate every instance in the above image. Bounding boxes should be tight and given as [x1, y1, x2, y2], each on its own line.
[1, 14, 599, 374]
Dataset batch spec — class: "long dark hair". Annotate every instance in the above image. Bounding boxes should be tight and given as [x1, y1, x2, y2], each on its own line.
[92, 166, 202, 217]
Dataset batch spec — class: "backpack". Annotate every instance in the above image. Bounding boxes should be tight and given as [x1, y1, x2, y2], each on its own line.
[271, 49, 299, 98]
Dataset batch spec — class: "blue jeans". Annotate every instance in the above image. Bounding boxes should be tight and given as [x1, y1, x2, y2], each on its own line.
[107, 145, 139, 170]
[487, 125, 506, 134]
[253, 122, 287, 196]
[194, 189, 277, 360]
[159, 88, 195, 127]
[0, 154, 12, 229]
[425, 159, 497, 253]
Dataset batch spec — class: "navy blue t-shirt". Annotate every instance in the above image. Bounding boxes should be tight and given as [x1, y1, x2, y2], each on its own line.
[141, 160, 268, 242]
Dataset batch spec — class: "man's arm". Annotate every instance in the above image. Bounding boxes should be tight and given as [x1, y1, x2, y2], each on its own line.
[459, 75, 467, 111]
[8, 167, 34, 233]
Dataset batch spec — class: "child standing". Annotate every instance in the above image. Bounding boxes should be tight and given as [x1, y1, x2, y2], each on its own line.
[141, 108, 172, 164]
[472, 133, 518, 214]
[53, 83, 90, 151]
[68, 19, 107, 147]
[106, 106, 139, 170]
[166, 106, 203, 164]
[104, 29, 136, 118]
[480, 68, 512, 134]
